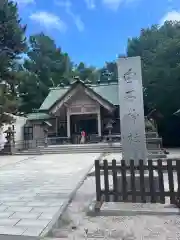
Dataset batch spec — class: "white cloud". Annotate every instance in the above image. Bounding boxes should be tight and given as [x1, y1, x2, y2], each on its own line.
[55, 0, 72, 8]
[29, 11, 67, 32]
[85, 0, 96, 9]
[102, 0, 123, 10]
[55, 0, 85, 31]
[13, 0, 35, 5]
[160, 11, 180, 24]
[13, 0, 36, 7]
[71, 15, 85, 31]
[102, 0, 138, 10]
[67, 10, 85, 31]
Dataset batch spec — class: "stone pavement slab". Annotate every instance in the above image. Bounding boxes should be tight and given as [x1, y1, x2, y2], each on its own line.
[0, 153, 98, 238]
[0, 155, 35, 169]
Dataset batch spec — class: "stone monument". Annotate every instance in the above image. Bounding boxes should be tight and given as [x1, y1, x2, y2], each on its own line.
[117, 56, 159, 202]
[117, 56, 147, 165]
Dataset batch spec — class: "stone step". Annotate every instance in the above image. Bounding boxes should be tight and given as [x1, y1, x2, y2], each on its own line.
[146, 138, 162, 143]
[31, 143, 160, 151]
[16, 139, 165, 157]
[16, 148, 122, 155]
[146, 132, 158, 138]
[16, 149, 166, 159]
[17, 143, 123, 155]
[41, 146, 122, 150]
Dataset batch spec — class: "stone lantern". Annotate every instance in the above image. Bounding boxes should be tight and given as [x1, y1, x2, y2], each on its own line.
[106, 119, 114, 142]
[145, 116, 156, 132]
[4, 126, 15, 154]
[5, 126, 15, 143]
[42, 121, 52, 147]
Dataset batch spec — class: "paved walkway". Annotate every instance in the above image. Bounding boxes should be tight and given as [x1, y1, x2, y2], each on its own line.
[0, 153, 99, 237]
[0, 155, 34, 169]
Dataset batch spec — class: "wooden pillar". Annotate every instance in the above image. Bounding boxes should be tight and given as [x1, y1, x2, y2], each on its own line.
[67, 108, 71, 138]
[97, 110, 101, 137]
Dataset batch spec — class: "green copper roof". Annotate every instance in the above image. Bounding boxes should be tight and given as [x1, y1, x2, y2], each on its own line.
[27, 112, 51, 120]
[40, 88, 69, 110]
[91, 84, 118, 105]
[40, 82, 119, 111]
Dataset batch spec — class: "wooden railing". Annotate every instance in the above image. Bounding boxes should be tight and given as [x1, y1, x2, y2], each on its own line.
[95, 159, 180, 210]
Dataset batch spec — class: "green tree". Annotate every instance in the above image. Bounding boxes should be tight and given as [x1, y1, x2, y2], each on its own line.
[0, 0, 26, 125]
[74, 62, 99, 83]
[19, 33, 73, 113]
[99, 61, 118, 83]
[127, 21, 180, 117]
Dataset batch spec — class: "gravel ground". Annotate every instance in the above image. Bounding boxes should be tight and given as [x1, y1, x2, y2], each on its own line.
[47, 174, 180, 240]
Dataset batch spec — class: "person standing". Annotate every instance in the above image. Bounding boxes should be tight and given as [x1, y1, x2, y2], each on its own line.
[80, 130, 86, 144]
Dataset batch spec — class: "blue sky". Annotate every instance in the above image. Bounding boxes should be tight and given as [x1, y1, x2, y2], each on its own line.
[15, 0, 180, 67]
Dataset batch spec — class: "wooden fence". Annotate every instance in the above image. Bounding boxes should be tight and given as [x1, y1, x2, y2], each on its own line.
[95, 159, 180, 210]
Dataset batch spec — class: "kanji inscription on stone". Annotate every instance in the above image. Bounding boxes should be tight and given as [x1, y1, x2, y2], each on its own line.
[117, 56, 147, 165]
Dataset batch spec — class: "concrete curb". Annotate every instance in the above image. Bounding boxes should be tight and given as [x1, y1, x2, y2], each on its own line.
[0, 236, 38, 240]
[39, 153, 104, 238]
[87, 201, 180, 217]
[88, 208, 180, 217]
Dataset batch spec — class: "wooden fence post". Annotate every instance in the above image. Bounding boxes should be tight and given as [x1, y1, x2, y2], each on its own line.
[121, 160, 127, 201]
[112, 160, 118, 202]
[157, 159, 165, 204]
[103, 160, 110, 202]
[167, 160, 175, 204]
[130, 160, 136, 202]
[95, 160, 101, 202]
[139, 159, 146, 203]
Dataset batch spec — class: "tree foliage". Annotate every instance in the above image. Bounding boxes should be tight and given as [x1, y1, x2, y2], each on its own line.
[0, 0, 26, 126]
[18, 33, 73, 113]
[99, 61, 118, 83]
[73, 62, 99, 83]
[127, 21, 180, 117]
[18, 33, 102, 112]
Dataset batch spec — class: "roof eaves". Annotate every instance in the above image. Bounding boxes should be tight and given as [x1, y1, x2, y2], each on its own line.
[45, 80, 117, 112]
[83, 83, 115, 111]
[48, 81, 78, 112]
[38, 109, 49, 113]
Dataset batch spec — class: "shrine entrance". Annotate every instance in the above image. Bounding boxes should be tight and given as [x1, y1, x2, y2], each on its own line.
[70, 114, 98, 135]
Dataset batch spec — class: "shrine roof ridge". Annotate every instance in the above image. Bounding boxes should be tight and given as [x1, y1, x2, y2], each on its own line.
[49, 81, 118, 90]
[40, 80, 119, 111]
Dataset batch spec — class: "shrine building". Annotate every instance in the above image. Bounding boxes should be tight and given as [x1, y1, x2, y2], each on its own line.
[24, 78, 120, 144]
